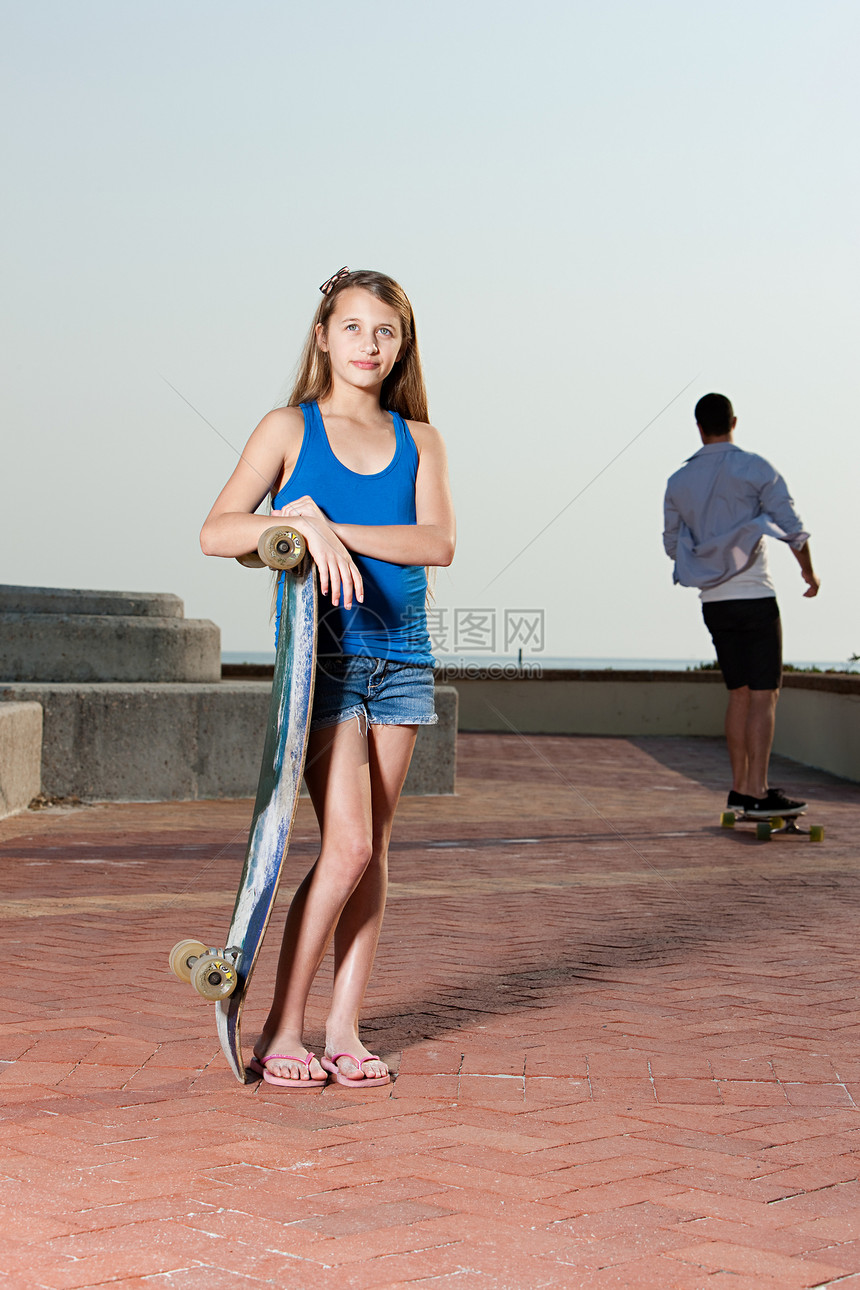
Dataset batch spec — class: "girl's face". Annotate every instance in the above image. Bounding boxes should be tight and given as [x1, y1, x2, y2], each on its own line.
[316, 288, 405, 392]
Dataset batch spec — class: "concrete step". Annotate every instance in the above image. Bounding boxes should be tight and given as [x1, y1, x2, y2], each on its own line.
[0, 584, 184, 617]
[0, 613, 221, 683]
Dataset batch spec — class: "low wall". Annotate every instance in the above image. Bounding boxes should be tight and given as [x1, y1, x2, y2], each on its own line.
[444, 669, 726, 737]
[440, 668, 860, 784]
[774, 680, 860, 784]
[0, 584, 458, 803]
[3, 661, 853, 803]
[0, 701, 42, 818]
[0, 683, 458, 802]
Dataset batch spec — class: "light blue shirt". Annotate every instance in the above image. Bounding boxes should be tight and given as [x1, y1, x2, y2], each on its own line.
[663, 442, 809, 590]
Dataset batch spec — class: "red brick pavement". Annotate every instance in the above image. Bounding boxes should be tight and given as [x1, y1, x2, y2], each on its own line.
[0, 732, 858, 1288]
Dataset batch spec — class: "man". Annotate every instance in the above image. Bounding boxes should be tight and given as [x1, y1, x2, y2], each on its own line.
[663, 393, 819, 819]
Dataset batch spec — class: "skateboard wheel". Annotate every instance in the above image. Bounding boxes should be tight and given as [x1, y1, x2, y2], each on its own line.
[770, 816, 785, 830]
[809, 824, 825, 842]
[720, 811, 736, 828]
[258, 527, 307, 571]
[169, 939, 208, 983]
[755, 822, 772, 841]
[191, 952, 238, 1001]
[236, 551, 266, 569]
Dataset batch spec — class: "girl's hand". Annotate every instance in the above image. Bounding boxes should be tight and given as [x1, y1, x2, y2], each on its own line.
[275, 496, 328, 525]
[273, 502, 363, 609]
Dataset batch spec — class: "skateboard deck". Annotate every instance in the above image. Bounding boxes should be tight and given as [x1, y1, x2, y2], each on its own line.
[169, 526, 318, 1082]
[720, 807, 824, 842]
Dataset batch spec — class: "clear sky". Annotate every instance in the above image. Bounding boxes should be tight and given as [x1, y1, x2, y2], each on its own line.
[2, 1, 857, 664]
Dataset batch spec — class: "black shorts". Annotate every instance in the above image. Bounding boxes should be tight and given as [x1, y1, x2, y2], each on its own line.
[701, 597, 782, 691]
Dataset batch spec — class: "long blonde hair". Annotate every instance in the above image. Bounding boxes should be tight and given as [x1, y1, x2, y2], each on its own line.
[287, 270, 429, 422]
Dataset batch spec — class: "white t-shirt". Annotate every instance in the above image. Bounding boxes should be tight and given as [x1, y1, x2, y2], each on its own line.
[700, 542, 776, 602]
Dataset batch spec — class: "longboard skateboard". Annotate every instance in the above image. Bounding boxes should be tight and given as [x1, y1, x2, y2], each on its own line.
[169, 525, 318, 1082]
[720, 807, 824, 842]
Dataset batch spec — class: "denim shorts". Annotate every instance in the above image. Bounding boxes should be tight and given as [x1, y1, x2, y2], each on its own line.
[310, 655, 438, 732]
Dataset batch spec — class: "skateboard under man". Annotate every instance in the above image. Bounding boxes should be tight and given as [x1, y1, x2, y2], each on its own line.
[169, 526, 318, 1082]
[720, 806, 824, 842]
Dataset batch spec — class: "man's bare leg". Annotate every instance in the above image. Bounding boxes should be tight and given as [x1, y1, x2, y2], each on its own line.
[725, 686, 751, 794]
[725, 686, 778, 799]
[745, 688, 779, 800]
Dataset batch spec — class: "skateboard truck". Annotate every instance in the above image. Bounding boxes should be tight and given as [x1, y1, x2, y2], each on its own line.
[169, 940, 243, 1001]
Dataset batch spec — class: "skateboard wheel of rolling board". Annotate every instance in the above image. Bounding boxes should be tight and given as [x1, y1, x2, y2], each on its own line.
[168, 939, 208, 983]
[236, 526, 307, 571]
[718, 810, 824, 842]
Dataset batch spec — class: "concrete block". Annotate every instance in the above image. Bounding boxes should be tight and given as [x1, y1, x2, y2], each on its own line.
[0, 682, 458, 801]
[0, 684, 202, 800]
[405, 685, 457, 795]
[195, 685, 271, 799]
[0, 701, 42, 818]
[0, 613, 221, 683]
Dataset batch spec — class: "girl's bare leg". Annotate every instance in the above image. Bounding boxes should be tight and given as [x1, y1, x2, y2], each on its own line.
[324, 723, 418, 1081]
[254, 718, 375, 1082]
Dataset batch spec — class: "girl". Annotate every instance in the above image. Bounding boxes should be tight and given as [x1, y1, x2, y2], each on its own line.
[200, 268, 455, 1088]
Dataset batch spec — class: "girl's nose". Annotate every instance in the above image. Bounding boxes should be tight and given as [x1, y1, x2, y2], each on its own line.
[361, 336, 379, 353]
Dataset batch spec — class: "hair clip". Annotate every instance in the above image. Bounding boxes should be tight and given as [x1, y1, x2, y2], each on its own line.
[319, 266, 350, 296]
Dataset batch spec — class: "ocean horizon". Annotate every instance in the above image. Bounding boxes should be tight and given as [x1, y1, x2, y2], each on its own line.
[222, 652, 854, 673]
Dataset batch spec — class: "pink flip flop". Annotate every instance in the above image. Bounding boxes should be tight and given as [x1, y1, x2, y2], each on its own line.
[248, 1052, 327, 1088]
[321, 1052, 390, 1087]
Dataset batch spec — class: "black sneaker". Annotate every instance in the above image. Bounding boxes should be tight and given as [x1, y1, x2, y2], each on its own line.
[745, 787, 807, 818]
[727, 790, 755, 813]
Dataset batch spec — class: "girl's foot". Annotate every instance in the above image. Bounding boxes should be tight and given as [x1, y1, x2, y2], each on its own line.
[252, 1038, 326, 1083]
[323, 1036, 389, 1083]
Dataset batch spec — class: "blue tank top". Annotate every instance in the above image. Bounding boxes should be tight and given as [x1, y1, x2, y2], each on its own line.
[273, 402, 433, 665]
